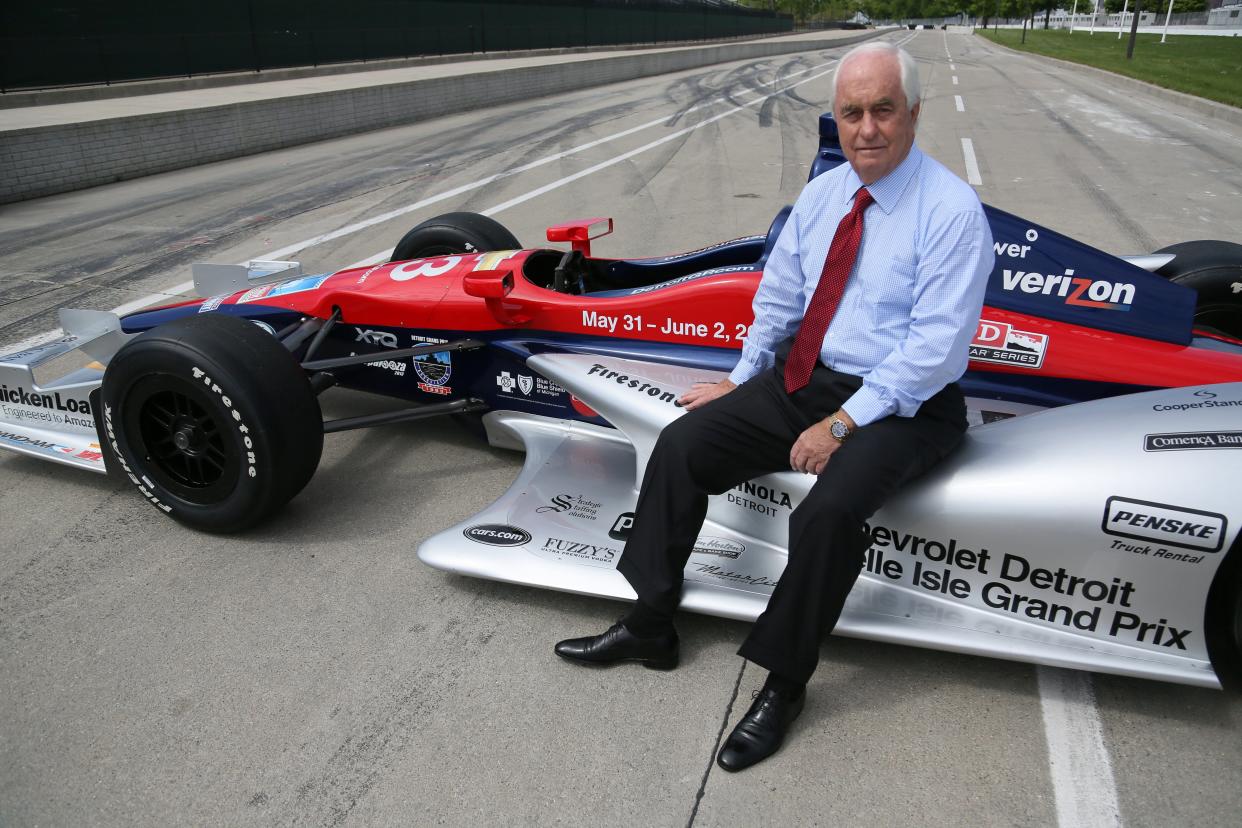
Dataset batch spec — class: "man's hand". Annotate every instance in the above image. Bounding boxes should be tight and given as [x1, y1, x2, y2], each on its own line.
[790, 410, 855, 474]
[679, 379, 736, 410]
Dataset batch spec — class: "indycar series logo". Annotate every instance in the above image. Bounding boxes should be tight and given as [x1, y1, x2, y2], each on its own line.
[969, 320, 1048, 369]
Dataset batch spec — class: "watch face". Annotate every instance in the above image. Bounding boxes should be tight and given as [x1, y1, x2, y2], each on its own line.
[831, 419, 849, 439]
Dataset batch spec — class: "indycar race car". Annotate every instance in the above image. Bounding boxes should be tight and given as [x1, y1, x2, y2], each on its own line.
[2, 114, 1241, 689]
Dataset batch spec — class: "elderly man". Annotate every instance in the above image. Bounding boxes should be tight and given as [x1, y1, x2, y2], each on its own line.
[555, 41, 994, 771]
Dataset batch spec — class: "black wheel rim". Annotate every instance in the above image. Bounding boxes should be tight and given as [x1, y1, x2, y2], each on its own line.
[123, 376, 240, 504]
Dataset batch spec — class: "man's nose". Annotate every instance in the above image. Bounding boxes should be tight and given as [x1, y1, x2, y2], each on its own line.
[858, 113, 879, 138]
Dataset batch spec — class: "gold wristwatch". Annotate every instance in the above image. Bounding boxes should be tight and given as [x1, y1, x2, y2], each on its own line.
[828, 415, 852, 443]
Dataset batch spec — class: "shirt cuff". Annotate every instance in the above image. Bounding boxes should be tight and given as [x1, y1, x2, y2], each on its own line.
[728, 352, 768, 386]
[840, 385, 896, 428]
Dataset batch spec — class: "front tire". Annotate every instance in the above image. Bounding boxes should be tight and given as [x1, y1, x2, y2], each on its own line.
[1155, 240, 1242, 339]
[101, 315, 323, 533]
[390, 212, 521, 262]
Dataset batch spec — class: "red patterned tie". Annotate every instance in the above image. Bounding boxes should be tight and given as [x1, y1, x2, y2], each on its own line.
[784, 187, 874, 394]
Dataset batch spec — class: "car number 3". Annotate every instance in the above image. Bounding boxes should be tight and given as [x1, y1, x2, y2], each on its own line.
[390, 256, 463, 281]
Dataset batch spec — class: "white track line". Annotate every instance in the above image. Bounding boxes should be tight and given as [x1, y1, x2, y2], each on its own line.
[960, 137, 982, 186]
[946, 31, 1121, 826]
[1037, 667, 1124, 828]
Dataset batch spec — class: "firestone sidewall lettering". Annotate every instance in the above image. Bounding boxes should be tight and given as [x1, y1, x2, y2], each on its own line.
[190, 366, 259, 480]
[103, 403, 172, 514]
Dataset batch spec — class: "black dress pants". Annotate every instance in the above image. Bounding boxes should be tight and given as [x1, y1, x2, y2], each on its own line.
[615, 358, 967, 685]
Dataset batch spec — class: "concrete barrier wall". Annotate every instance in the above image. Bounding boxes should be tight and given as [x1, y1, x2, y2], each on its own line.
[0, 34, 876, 204]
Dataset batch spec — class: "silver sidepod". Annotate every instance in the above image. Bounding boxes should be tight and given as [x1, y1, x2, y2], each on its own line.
[419, 353, 1242, 688]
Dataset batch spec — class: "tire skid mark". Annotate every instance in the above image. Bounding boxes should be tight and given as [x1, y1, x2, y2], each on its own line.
[282, 597, 502, 826]
[985, 63, 1158, 252]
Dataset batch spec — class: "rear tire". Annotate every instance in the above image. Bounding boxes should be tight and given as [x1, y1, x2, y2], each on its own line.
[100, 315, 323, 533]
[390, 212, 521, 262]
[1154, 240, 1242, 339]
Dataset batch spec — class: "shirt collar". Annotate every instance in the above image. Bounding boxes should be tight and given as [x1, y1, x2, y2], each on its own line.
[841, 144, 923, 215]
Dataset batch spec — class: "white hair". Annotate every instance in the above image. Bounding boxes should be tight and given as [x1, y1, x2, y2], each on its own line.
[834, 41, 921, 111]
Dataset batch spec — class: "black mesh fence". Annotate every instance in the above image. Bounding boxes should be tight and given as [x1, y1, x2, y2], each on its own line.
[1, 0, 792, 91]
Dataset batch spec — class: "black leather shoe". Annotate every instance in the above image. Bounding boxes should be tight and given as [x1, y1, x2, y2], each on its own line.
[554, 622, 679, 670]
[716, 687, 805, 772]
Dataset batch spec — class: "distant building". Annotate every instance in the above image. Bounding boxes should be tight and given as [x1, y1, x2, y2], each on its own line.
[1208, 2, 1242, 25]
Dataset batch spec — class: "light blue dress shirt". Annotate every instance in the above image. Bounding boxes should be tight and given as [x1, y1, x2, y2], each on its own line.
[728, 145, 994, 427]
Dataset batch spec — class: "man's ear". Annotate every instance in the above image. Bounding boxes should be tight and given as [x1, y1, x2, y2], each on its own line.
[911, 101, 921, 128]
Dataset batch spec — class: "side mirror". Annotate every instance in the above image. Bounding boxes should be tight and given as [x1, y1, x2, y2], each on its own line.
[462, 268, 533, 325]
[462, 268, 513, 299]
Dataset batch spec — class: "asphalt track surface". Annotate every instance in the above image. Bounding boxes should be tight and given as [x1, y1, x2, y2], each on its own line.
[3, 31, 1241, 827]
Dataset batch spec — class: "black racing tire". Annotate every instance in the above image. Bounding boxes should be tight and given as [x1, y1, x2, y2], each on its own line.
[390, 212, 521, 262]
[1154, 240, 1242, 339]
[100, 314, 323, 533]
[1234, 585, 1242, 672]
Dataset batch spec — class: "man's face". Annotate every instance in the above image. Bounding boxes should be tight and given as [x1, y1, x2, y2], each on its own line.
[833, 53, 920, 185]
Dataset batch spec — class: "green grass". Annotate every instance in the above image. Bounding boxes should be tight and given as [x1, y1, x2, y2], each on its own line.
[978, 28, 1242, 109]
